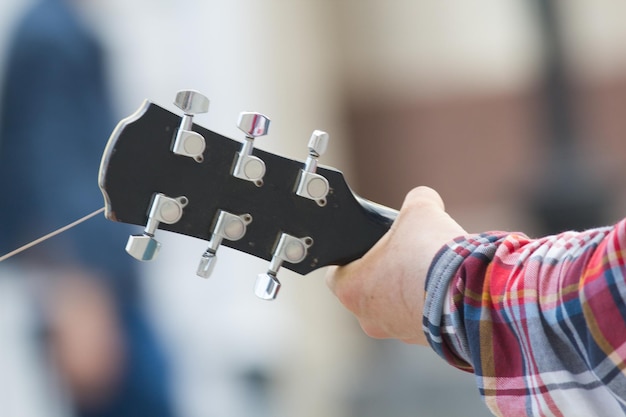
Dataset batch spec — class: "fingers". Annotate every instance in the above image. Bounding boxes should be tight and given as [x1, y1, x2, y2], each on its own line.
[325, 185, 453, 345]
[326, 185, 443, 310]
[325, 262, 367, 316]
[325, 266, 340, 293]
[402, 186, 445, 212]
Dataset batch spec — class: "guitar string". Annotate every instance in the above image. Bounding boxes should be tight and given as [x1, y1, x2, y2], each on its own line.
[0, 207, 105, 262]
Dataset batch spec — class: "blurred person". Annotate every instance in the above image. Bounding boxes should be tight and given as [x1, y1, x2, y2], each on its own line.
[327, 186, 626, 416]
[0, 0, 175, 416]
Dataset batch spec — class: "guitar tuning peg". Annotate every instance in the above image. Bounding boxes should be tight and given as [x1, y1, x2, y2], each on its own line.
[172, 90, 210, 163]
[307, 129, 329, 157]
[295, 130, 330, 206]
[197, 210, 252, 278]
[126, 193, 188, 261]
[255, 273, 281, 301]
[255, 233, 313, 300]
[232, 112, 270, 187]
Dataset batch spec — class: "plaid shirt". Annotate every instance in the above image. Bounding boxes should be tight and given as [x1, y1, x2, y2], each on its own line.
[423, 218, 626, 417]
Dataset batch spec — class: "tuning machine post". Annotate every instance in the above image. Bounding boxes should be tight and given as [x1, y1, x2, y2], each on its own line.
[255, 233, 313, 300]
[126, 193, 188, 261]
[232, 112, 270, 187]
[295, 130, 330, 206]
[197, 210, 253, 278]
[172, 90, 210, 162]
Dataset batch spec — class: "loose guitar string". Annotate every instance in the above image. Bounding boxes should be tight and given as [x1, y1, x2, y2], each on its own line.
[0, 207, 105, 262]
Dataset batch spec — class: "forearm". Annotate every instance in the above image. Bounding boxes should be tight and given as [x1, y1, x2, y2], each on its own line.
[423, 220, 626, 415]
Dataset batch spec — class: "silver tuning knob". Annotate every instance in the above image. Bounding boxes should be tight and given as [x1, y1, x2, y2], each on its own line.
[126, 193, 188, 261]
[232, 112, 270, 187]
[255, 233, 313, 300]
[296, 130, 330, 206]
[172, 90, 210, 162]
[197, 210, 252, 278]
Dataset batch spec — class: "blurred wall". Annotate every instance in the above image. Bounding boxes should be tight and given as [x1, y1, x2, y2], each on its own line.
[334, 0, 626, 236]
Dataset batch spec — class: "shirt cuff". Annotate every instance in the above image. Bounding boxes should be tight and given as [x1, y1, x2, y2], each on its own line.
[422, 232, 508, 370]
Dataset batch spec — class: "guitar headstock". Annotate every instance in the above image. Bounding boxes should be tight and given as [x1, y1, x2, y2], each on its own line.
[98, 90, 396, 299]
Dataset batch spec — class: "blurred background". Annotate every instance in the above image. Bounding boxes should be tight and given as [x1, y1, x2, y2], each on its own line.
[1, 1, 626, 417]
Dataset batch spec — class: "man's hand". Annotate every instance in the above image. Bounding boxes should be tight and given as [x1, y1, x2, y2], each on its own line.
[326, 186, 466, 345]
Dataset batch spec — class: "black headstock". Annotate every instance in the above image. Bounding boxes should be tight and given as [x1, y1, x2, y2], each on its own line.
[98, 94, 396, 298]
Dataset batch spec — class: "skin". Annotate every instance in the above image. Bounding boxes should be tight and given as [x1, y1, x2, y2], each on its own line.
[47, 271, 125, 408]
[326, 186, 466, 345]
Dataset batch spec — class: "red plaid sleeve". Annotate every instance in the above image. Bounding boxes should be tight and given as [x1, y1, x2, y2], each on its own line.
[423, 219, 626, 416]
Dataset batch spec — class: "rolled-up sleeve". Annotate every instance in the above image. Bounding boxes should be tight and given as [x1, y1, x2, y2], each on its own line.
[423, 220, 626, 416]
